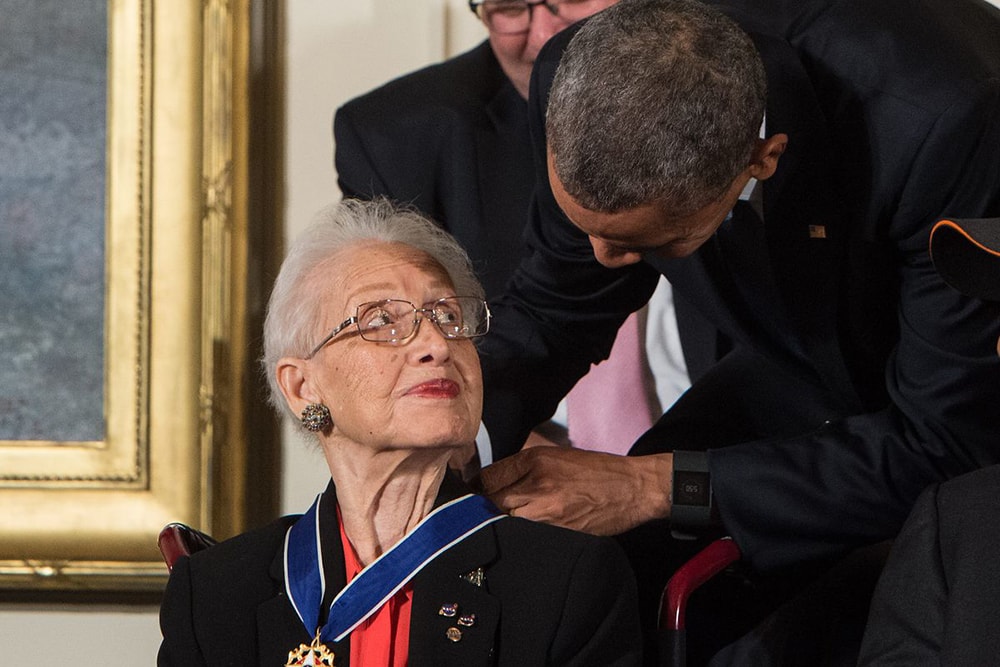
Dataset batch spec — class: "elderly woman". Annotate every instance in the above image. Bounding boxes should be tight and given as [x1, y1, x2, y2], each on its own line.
[158, 198, 641, 666]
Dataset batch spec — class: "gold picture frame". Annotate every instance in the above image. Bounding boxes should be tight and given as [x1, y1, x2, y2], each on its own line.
[0, 0, 279, 595]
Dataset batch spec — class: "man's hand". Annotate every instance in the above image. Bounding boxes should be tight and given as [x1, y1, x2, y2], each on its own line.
[476, 447, 674, 535]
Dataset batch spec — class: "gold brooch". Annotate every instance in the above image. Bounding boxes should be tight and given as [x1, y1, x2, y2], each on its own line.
[461, 567, 486, 587]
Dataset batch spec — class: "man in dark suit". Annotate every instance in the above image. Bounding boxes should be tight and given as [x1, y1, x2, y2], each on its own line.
[859, 217, 1000, 665]
[474, 0, 1000, 660]
[334, 0, 618, 299]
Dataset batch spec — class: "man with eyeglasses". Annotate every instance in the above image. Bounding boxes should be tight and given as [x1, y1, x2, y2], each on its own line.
[335, 0, 713, 455]
[471, 0, 617, 100]
[334, 0, 619, 298]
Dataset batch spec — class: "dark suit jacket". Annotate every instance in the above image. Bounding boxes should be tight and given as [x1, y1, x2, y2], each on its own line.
[158, 474, 642, 666]
[859, 464, 1000, 665]
[479, 0, 1000, 572]
[334, 41, 534, 299]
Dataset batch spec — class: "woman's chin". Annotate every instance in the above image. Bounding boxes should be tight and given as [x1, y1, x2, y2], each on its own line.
[389, 412, 476, 446]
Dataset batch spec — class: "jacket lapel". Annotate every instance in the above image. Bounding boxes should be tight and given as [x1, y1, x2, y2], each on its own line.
[750, 31, 861, 409]
[408, 531, 500, 666]
[257, 481, 350, 666]
[256, 545, 351, 667]
[408, 472, 502, 666]
[652, 31, 860, 408]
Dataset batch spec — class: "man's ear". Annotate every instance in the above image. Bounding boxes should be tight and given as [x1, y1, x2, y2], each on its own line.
[276, 357, 319, 417]
[748, 133, 788, 181]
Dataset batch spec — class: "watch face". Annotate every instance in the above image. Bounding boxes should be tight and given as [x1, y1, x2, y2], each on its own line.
[674, 470, 711, 506]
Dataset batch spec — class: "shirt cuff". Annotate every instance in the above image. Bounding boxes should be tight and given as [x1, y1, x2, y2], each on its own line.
[476, 421, 493, 467]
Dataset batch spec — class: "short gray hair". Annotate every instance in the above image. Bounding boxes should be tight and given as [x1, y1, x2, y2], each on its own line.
[261, 198, 484, 419]
[547, 0, 766, 214]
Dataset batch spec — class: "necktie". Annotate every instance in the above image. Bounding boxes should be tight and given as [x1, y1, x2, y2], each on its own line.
[566, 308, 659, 454]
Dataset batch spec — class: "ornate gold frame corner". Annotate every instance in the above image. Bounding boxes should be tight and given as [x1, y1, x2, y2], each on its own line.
[0, 0, 276, 596]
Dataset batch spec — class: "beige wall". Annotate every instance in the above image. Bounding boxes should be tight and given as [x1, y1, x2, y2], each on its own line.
[3, 0, 999, 662]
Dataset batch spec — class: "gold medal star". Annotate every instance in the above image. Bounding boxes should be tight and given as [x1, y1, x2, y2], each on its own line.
[285, 628, 335, 666]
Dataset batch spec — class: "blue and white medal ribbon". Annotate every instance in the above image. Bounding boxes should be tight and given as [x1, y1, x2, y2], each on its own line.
[284, 492, 505, 643]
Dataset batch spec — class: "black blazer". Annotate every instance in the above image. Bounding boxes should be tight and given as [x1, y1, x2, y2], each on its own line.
[158, 475, 642, 666]
[479, 0, 1000, 571]
[859, 464, 1000, 665]
[334, 41, 534, 299]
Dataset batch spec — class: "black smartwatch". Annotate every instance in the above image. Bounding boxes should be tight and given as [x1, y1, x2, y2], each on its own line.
[671, 450, 716, 539]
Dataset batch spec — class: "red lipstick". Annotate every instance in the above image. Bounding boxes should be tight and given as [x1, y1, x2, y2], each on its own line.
[406, 378, 460, 398]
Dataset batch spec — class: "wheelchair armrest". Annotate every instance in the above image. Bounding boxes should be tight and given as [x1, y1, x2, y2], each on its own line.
[158, 522, 218, 571]
[660, 536, 741, 631]
[658, 537, 741, 666]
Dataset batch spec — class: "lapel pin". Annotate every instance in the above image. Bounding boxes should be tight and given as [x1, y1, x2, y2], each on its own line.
[461, 567, 486, 587]
[458, 613, 476, 627]
[446, 627, 463, 643]
[438, 602, 459, 617]
[808, 225, 827, 239]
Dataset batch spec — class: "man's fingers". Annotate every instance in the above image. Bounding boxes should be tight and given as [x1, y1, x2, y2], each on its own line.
[479, 449, 662, 535]
[477, 449, 535, 493]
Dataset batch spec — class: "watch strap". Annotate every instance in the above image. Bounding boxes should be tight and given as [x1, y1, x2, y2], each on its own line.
[671, 450, 717, 539]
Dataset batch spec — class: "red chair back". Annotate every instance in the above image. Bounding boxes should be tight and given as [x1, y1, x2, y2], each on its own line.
[158, 522, 217, 571]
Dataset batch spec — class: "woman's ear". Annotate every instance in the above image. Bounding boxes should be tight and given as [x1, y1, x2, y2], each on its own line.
[748, 133, 788, 181]
[276, 357, 318, 417]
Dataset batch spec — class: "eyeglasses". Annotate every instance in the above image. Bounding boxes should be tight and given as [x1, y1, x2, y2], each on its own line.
[306, 296, 491, 358]
[468, 0, 604, 35]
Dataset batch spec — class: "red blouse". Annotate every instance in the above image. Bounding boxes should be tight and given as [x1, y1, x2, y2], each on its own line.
[338, 507, 412, 667]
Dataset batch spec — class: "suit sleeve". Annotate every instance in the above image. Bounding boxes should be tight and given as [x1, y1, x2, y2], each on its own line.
[333, 103, 391, 200]
[857, 485, 946, 664]
[478, 26, 661, 459]
[157, 556, 209, 667]
[710, 77, 1000, 570]
[548, 537, 644, 666]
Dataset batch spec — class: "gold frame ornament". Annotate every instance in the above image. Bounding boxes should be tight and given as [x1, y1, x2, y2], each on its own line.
[0, 0, 278, 595]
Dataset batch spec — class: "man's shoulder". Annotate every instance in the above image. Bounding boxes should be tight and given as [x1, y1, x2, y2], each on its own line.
[905, 465, 1000, 551]
[714, 0, 1000, 110]
[338, 41, 507, 118]
[789, 0, 999, 104]
[936, 465, 1000, 514]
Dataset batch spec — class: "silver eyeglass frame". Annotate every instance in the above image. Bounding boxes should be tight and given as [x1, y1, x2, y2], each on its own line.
[305, 296, 491, 359]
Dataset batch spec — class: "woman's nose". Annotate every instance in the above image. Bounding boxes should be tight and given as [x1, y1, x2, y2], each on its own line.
[409, 314, 453, 363]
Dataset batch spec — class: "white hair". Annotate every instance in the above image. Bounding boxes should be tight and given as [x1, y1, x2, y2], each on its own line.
[261, 198, 484, 421]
